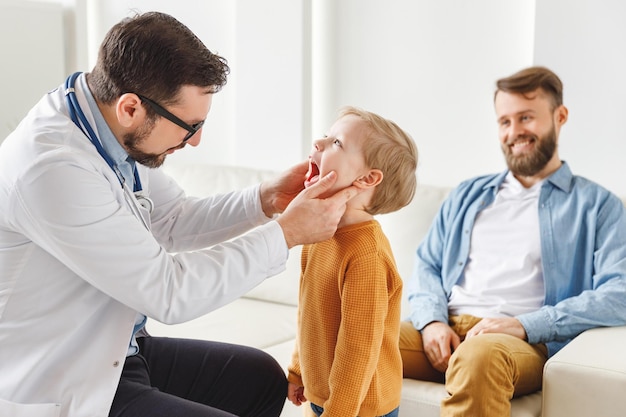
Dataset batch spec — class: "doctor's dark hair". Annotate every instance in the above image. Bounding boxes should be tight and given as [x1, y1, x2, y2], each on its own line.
[88, 11, 229, 107]
[494, 66, 563, 111]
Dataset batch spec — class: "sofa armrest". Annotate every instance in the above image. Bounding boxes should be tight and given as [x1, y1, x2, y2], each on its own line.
[542, 326, 626, 417]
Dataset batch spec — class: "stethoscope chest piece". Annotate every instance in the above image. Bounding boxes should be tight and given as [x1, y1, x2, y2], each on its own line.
[135, 192, 154, 213]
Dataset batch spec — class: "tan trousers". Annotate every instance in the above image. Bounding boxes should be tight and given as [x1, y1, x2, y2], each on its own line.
[399, 316, 548, 417]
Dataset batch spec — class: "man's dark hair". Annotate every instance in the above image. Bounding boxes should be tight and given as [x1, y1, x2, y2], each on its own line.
[88, 11, 230, 107]
[495, 66, 563, 110]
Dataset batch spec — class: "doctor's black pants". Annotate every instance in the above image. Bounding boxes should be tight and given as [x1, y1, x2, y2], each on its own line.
[108, 336, 287, 417]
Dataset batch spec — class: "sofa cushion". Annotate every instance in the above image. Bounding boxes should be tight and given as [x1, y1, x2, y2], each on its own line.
[244, 245, 302, 306]
[542, 326, 626, 417]
[376, 183, 452, 317]
[400, 379, 542, 417]
[146, 297, 298, 350]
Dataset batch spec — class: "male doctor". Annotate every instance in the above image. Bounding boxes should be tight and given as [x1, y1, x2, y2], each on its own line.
[0, 12, 358, 417]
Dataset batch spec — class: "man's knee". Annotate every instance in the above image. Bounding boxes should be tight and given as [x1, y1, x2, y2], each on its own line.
[446, 333, 545, 398]
[450, 334, 512, 369]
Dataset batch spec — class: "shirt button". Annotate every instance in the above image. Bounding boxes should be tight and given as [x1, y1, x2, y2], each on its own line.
[113, 361, 120, 367]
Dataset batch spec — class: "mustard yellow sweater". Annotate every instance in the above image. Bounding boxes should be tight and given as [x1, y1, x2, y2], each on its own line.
[288, 220, 403, 417]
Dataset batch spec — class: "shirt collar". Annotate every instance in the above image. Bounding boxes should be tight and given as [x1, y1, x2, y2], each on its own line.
[79, 74, 136, 187]
[482, 161, 573, 195]
[545, 161, 573, 193]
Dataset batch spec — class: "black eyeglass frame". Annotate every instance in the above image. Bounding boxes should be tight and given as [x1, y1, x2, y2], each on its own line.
[137, 94, 204, 143]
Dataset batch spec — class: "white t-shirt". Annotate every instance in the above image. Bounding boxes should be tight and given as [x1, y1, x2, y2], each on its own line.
[448, 172, 545, 317]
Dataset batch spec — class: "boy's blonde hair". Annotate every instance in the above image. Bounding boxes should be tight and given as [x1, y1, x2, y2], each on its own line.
[339, 106, 418, 215]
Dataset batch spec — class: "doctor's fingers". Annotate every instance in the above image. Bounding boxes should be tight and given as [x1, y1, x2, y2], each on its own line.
[277, 200, 342, 247]
[322, 183, 361, 207]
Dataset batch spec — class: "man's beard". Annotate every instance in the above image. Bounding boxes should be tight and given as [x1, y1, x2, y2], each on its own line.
[123, 120, 182, 169]
[502, 125, 557, 177]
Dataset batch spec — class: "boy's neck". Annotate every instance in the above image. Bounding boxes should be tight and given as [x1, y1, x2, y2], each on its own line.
[337, 186, 376, 228]
[338, 207, 374, 228]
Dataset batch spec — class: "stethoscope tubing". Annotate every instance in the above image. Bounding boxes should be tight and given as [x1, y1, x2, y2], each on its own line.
[64, 72, 154, 228]
[65, 72, 144, 193]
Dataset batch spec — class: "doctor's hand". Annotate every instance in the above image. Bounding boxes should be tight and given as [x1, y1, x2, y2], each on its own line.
[421, 321, 461, 373]
[276, 170, 360, 248]
[260, 161, 309, 217]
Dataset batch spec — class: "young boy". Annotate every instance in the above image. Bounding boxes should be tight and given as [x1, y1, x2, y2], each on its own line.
[287, 106, 418, 417]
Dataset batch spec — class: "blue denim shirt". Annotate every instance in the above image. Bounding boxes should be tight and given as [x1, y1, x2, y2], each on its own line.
[407, 162, 626, 357]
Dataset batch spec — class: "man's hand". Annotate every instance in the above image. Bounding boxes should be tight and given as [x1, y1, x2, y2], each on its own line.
[259, 161, 309, 217]
[421, 321, 461, 372]
[465, 317, 528, 340]
[276, 170, 359, 248]
[287, 382, 307, 406]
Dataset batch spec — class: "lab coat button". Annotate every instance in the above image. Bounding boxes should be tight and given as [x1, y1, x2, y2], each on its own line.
[113, 360, 120, 367]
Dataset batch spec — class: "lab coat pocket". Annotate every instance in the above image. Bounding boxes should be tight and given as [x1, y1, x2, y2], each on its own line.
[0, 397, 61, 417]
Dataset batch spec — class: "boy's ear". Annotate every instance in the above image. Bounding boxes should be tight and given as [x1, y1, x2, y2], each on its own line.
[354, 169, 383, 189]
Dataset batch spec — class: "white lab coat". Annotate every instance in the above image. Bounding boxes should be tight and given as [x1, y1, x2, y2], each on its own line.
[0, 78, 289, 417]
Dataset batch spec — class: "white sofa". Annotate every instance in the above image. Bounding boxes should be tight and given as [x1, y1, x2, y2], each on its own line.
[147, 162, 626, 417]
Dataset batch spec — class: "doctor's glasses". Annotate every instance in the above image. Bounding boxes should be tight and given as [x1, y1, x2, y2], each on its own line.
[137, 94, 205, 143]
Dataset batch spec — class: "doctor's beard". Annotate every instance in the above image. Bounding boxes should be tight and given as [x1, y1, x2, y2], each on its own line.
[123, 119, 172, 168]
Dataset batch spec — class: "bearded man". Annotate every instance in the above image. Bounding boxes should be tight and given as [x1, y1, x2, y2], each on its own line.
[399, 66, 626, 417]
[0, 11, 361, 417]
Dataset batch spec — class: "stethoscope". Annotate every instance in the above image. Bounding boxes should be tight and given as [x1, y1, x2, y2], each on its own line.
[64, 72, 154, 228]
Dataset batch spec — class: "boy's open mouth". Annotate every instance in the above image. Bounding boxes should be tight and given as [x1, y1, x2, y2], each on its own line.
[304, 159, 320, 188]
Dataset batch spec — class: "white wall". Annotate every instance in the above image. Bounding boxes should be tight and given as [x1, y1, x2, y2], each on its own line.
[3, 0, 625, 197]
[73, 0, 310, 169]
[534, 0, 626, 196]
[79, 0, 242, 166]
[0, 0, 65, 140]
[312, 0, 536, 188]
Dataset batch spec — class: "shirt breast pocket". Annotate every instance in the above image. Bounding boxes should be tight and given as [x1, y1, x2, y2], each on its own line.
[0, 398, 61, 417]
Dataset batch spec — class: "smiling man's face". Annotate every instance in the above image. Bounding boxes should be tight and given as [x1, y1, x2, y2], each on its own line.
[495, 89, 565, 181]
